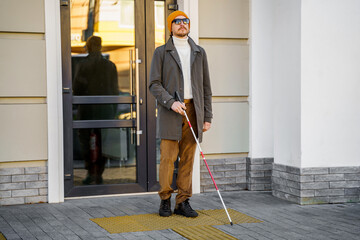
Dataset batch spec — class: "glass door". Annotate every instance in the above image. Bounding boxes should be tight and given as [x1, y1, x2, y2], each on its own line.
[61, 0, 176, 197]
[61, 0, 148, 197]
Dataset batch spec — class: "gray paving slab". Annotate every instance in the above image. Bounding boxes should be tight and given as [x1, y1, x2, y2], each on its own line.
[2, 233, 21, 240]
[1, 191, 360, 240]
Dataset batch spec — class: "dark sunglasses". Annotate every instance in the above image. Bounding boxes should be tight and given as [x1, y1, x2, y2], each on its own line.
[172, 18, 190, 25]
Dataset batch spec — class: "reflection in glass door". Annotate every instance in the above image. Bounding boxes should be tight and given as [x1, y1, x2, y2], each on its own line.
[71, 0, 136, 186]
[62, 0, 147, 197]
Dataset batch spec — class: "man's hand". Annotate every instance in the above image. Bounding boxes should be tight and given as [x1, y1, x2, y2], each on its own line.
[171, 101, 186, 116]
[203, 122, 211, 132]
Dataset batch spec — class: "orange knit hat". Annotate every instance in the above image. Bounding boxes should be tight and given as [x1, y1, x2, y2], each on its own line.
[167, 10, 190, 32]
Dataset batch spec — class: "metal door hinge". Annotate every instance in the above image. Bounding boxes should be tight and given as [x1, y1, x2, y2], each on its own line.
[168, 4, 178, 10]
[64, 173, 72, 180]
[63, 87, 71, 93]
[61, 0, 69, 6]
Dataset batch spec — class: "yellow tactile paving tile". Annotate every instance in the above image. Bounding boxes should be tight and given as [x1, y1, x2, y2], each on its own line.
[172, 225, 238, 240]
[0, 232, 6, 240]
[172, 211, 224, 227]
[131, 213, 183, 230]
[90, 208, 262, 235]
[90, 216, 151, 234]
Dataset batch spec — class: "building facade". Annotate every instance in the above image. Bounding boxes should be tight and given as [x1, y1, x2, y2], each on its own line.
[0, 0, 359, 206]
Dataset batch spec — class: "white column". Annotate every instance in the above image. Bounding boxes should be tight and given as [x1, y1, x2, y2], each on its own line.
[263, 0, 360, 169]
[45, 0, 64, 203]
[301, 0, 360, 168]
[184, 0, 199, 44]
[249, 0, 274, 159]
[272, 0, 302, 168]
[179, 0, 201, 194]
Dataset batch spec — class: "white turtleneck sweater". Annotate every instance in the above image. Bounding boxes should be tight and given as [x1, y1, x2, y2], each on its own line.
[173, 36, 193, 99]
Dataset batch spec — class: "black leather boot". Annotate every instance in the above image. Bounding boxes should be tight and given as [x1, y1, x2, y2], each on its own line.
[174, 199, 198, 217]
[159, 197, 172, 217]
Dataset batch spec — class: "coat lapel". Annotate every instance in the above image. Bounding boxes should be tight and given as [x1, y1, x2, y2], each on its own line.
[188, 37, 201, 67]
[165, 37, 182, 71]
[165, 37, 201, 70]
[171, 51, 182, 70]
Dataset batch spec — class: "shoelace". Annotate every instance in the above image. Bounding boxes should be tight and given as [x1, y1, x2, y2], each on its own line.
[183, 200, 194, 212]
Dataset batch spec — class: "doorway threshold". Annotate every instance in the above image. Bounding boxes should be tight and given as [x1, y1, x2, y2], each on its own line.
[65, 191, 158, 200]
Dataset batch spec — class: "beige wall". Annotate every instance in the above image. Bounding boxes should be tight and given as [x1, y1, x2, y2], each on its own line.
[199, 0, 249, 38]
[0, 0, 48, 164]
[0, 0, 45, 33]
[0, 104, 48, 162]
[200, 39, 249, 96]
[199, 0, 249, 154]
[0, 37, 47, 96]
[202, 101, 249, 154]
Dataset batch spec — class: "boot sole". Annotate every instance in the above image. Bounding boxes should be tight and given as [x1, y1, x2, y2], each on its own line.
[159, 211, 172, 217]
[174, 209, 198, 218]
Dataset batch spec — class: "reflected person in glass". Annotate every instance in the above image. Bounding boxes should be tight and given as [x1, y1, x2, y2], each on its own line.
[73, 36, 119, 185]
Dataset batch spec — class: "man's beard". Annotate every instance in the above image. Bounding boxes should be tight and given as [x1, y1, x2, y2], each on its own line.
[176, 32, 188, 37]
[174, 28, 189, 38]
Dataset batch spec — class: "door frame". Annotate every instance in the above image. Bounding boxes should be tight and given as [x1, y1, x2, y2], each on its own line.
[61, 0, 149, 197]
[60, 0, 177, 197]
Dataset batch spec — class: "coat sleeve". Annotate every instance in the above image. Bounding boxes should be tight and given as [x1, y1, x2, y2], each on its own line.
[202, 49, 213, 123]
[149, 48, 175, 110]
[73, 63, 85, 95]
[111, 62, 119, 95]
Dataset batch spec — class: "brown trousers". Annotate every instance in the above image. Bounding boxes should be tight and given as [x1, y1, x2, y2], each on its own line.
[159, 100, 198, 204]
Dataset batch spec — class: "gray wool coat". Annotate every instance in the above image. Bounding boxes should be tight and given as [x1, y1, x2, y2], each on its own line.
[149, 36, 212, 143]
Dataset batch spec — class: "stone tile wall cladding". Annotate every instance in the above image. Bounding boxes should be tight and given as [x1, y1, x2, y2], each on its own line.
[200, 157, 274, 192]
[246, 158, 273, 191]
[200, 157, 247, 192]
[272, 163, 360, 205]
[0, 166, 48, 206]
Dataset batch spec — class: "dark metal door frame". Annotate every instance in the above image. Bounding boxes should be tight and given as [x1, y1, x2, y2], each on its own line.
[61, 0, 177, 197]
[61, 0, 148, 197]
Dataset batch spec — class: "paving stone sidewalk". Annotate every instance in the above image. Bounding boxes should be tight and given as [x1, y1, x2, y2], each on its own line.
[0, 191, 359, 240]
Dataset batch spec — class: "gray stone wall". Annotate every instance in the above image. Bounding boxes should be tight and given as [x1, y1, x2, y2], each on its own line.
[200, 157, 274, 192]
[272, 163, 360, 204]
[246, 158, 273, 191]
[0, 166, 48, 206]
[200, 157, 247, 192]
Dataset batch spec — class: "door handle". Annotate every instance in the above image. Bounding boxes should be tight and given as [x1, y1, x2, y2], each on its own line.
[129, 49, 134, 119]
[129, 49, 134, 145]
[135, 48, 142, 146]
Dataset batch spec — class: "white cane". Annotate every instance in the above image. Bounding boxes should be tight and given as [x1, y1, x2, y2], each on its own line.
[175, 91, 233, 226]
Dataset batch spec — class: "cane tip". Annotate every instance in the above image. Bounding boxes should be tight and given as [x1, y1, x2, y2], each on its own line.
[230, 222, 233, 226]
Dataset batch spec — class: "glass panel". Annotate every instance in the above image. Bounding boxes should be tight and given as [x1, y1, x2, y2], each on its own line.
[70, 0, 137, 187]
[73, 128, 137, 185]
[73, 104, 133, 120]
[70, 0, 135, 95]
[154, 1, 166, 181]
[155, 1, 165, 48]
